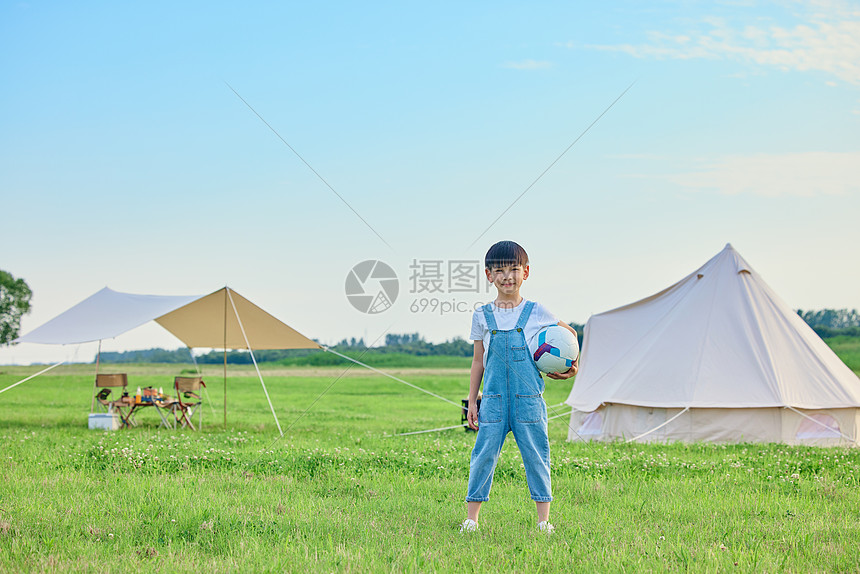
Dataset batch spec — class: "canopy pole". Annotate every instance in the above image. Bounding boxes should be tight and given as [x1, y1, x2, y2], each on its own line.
[223, 289, 228, 430]
[0, 360, 65, 396]
[188, 346, 200, 375]
[227, 288, 283, 436]
[90, 340, 102, 412]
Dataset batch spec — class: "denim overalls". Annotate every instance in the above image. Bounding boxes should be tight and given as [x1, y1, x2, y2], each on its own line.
[466, 301, 552, 503]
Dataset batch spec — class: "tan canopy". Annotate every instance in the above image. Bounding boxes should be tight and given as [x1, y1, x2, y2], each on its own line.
[155, 287, 320, 350]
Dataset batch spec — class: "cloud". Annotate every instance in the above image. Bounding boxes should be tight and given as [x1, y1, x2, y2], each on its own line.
[665, 152, 860, 197]
[502, 59, 552, 70]
[583, 5, 860, 84]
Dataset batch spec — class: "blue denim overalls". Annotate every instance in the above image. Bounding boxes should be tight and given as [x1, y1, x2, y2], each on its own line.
[466, 301, 552, 503]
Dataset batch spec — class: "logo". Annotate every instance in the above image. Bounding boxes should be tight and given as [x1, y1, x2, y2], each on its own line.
[345, 260, 399, 314]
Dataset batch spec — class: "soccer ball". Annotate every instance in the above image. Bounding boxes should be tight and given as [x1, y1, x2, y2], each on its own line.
[533, 325, 579, 375]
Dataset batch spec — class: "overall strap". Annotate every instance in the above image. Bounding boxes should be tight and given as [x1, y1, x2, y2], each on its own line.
[514, 300, 535, 332]
[482, 304, 499, 332]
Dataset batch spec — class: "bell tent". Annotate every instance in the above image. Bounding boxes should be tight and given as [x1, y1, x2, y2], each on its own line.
[565, 244, 860, 446]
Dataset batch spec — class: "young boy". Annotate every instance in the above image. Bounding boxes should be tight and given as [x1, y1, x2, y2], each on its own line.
[461, 240, 577, 533]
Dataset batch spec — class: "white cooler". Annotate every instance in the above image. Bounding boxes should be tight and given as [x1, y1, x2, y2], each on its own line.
[88, 413, 119, 430]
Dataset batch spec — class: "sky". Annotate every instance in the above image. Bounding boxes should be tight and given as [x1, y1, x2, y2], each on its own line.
[2, 0, 859, 365]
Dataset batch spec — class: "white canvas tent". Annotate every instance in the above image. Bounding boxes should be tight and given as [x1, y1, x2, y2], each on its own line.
[566, 244, 860, 445]
[10, 286, 321, 433]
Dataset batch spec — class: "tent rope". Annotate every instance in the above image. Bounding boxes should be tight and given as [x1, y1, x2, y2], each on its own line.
[390, 410, 574, 437]
[393, 423, 469, 436]
[245, 330, 393, 469]
[226, 289, 284, 436]
[0, 361, 65, 396]
[321, 346, 463, 409]
[187, 347, 217, 419]
[786, 406, 858, 444]
[624, 406, 690, 443]
[90, 340, 102, 412]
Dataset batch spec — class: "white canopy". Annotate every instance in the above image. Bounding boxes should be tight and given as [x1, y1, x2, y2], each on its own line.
[567, 244, 860, 413]
[14, 287, 199, 345]
[15, 286, 320, 351]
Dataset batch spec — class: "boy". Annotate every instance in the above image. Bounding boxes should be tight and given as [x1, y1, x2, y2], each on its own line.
[461, 240, 577, 533]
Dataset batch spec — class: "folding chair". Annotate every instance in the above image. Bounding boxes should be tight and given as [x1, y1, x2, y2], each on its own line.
[171, 376, 206, 430]
[93, 373, 131, 427]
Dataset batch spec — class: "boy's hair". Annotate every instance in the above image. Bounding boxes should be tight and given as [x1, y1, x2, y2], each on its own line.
[484, 241, 529, 269]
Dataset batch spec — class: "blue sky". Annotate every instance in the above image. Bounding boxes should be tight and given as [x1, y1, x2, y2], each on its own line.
[2, 0, 859, 364]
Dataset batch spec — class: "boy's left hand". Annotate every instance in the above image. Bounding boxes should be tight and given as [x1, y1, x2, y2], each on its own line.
[547, 358, 578, 380]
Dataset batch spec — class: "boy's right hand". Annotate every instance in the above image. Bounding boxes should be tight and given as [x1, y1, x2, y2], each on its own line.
[467, 403, 479, 430]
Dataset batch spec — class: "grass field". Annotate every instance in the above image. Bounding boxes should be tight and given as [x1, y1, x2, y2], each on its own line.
[824, 336, 860, 372]
[1, 359, 860, 572]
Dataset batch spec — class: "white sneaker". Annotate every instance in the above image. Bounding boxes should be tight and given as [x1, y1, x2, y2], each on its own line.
[538, 521, 555, 534]
[459, 519, 478, 533]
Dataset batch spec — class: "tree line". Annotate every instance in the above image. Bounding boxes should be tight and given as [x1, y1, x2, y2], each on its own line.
[92, 311, 860, 365]
[796, 309, 860, 338]
[93, 325, 587, 365]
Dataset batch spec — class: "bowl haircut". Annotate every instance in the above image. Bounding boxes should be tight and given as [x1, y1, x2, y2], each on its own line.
[484, 240, 529, 270]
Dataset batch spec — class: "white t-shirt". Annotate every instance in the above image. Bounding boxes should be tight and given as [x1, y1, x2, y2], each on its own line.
[469, 300, 559, 368]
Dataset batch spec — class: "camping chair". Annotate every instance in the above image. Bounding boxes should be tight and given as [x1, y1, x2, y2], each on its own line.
[170, 376, 206, 430]
[93, 373, 131, 426]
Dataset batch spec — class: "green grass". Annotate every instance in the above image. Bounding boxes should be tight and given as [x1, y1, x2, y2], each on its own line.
[825, 335, 860, 372]
[1, 360, 860, 572]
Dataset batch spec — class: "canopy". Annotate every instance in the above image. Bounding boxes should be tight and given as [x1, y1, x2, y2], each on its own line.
[12, 286, 320, 435]
[155, 288, 319, 350]
[15, 287, 320, 351]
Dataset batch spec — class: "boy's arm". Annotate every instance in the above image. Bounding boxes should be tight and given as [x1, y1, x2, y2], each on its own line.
[467, 340, 484, 430]
[547, 321, 579, 380]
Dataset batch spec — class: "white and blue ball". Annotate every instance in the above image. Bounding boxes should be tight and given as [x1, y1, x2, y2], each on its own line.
[533, 325, 579, 375]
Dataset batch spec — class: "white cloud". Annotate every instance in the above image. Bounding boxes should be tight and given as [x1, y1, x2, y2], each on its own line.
[583, 5, 860, 84]
[502, 59, 552, 70]
[666, 152, 860, 197]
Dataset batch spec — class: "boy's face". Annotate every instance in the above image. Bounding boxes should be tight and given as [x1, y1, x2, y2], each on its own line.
[485, 263, 529, 297]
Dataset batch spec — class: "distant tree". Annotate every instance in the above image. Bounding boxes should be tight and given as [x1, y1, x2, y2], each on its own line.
[386, 333, 423, 346]
[0, 270, 32, 345]
[568, 322, 585, 349]
[797, 309, 860, 329]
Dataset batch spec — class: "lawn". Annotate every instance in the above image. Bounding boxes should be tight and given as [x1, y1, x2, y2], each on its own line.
[1, 360, 859, 572]
[824, 335, 860, 372]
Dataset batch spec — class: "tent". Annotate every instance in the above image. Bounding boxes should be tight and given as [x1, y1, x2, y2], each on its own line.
[11, 286, 320, 433]
[565, 244, 860, 446]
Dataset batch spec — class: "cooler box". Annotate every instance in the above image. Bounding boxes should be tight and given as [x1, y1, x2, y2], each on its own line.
[88, 413, 119, 430]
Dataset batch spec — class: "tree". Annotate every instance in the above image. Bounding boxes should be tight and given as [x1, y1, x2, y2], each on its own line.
[0, 270, 32, 345]
[797, 308, 860, 329]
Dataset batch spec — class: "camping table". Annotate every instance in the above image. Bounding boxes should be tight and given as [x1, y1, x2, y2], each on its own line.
[117, 398, 175, 429]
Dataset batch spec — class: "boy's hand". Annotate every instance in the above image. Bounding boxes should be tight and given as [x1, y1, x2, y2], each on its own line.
[547, 358, 578, 380]
[467, 403, 479, 430]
